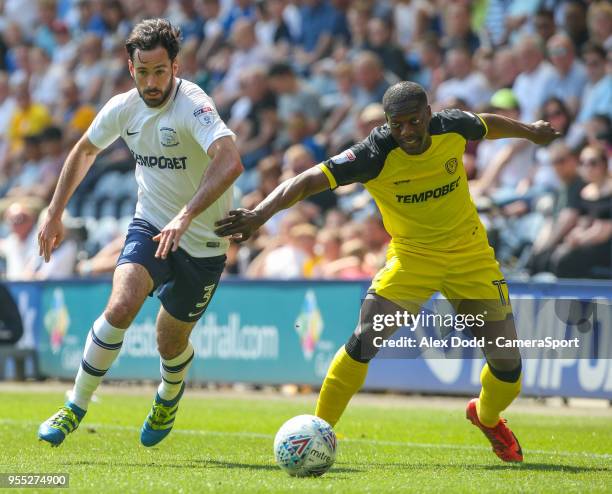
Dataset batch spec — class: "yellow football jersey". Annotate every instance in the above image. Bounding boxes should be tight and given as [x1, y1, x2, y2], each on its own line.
[319, 109, 489, 252]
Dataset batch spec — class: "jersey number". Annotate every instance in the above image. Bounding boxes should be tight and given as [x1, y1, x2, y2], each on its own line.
[188, 283, 216, 318]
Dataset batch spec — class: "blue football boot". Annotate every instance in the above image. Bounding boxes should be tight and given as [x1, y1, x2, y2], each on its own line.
[140, 383, 186, 447]
[38, 402, 86, 446]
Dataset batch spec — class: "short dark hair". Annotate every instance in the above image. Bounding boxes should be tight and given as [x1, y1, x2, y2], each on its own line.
[268, 62, 294, 77]
[382, 82, 428, 114]
[534, 7, 554, 19]
[125, 18, 182, 62]
[582, 41, 606, 60]
[41, 126, 63, 141]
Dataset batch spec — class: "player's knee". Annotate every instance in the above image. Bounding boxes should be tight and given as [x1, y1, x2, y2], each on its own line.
[485, 344, 521, 373]
[157, 343, 181, 360]
[156, 334, 187, 360]
[479, 315, 521, 373]
[345, 333, 378, 363]
[104, 301, 139, 329]
[483, 342, 522, 373]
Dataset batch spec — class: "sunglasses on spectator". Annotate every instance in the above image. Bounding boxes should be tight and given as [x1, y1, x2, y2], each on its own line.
[549, 47, 568, 57]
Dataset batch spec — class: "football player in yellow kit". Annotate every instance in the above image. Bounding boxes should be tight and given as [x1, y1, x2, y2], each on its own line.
[215, 82, 560, 462]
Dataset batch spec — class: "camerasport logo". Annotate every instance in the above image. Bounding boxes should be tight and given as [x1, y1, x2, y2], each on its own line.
[294, 290, 324, 360]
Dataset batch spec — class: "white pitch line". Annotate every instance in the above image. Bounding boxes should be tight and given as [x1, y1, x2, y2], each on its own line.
[3, 419, 611, 461]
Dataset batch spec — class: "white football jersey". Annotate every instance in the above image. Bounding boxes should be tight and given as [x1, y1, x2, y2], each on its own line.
[87, 78, 235, 257]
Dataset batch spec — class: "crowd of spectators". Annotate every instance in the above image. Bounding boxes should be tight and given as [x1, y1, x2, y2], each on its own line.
[0, 0, 611, 282]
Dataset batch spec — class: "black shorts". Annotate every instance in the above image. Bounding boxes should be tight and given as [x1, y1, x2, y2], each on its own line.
[117, 218, 226, 322]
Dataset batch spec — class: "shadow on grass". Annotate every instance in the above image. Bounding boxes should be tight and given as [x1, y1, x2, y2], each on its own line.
[63, 458, 362, 474]
[482, 463, 611, 473]
[62, 459, 275, 470]
[202, 459, 362, 473]
[358, 461, 609, 474]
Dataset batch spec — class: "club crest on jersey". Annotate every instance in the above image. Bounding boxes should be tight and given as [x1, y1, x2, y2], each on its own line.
[330, 149, 356, 165]
[445, 157, 458, 174]
[194, 105, 215, 126]
[160, 127, 179, 147]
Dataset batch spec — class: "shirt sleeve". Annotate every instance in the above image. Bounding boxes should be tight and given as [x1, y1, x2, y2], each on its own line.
[433, 109, 488, 141]
[185, 88, 235, 154]
[318, 126, 394, 189]
[86, 94, 123, 149]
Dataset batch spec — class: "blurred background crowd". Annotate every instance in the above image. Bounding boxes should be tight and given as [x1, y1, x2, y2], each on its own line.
[0, 0, 611, 282]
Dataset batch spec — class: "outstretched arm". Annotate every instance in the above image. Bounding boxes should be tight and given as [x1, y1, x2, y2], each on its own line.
[479, 113, 561, 144]
[38, 135, 102, 262]
[154, 135, 243, 259]
[214, 166, 331, 242]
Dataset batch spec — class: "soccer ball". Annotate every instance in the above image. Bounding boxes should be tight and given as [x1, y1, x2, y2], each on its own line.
[273, 414, 337, 477]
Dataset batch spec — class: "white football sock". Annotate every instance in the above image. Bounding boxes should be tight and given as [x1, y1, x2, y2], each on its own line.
[158, 341, 194, 401]
[69, 315, 125, 411]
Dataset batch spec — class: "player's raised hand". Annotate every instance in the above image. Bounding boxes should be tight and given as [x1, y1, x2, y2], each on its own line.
[153, 212, 192, 259]
[214, 208, 263, 243]
[38, 212, 65, 263]
[529, 120, 561, 146]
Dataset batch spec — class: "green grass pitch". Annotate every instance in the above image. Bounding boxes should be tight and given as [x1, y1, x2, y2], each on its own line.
[2, 388, 611, 493]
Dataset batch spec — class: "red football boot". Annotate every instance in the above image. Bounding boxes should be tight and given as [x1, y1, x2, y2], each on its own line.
[466, 398, 523, 462]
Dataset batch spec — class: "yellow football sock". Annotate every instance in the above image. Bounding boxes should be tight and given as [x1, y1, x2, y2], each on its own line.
[476, 363, 521, 427]
[315, 346, 369, 427]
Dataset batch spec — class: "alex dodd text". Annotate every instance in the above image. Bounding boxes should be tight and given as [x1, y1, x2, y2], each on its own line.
[372, 336, 581, 349]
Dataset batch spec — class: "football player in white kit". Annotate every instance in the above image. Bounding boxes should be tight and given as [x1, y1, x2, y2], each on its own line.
[37, 19, 243, 447]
